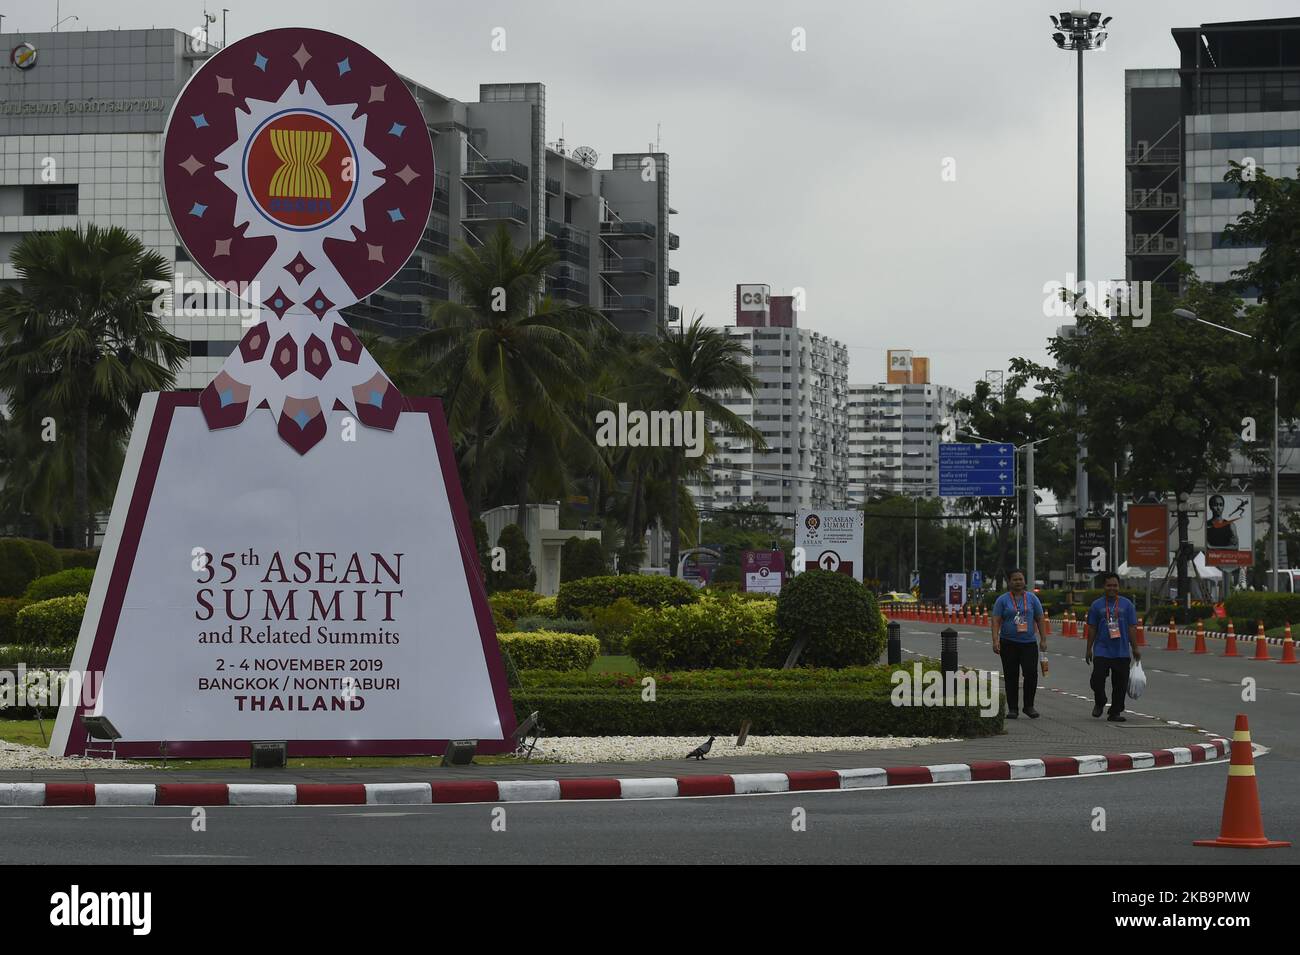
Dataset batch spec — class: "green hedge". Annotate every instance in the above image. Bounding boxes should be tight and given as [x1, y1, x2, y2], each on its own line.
[23, 568, 95, 602]
[1224, 592, 1300, 632]
[510, 660, 999, 737]
[14, 594, 86, 647]
[556, 574, 698, 618]
[489, 589, 544, 623]
[22, 540, 62, 577]
[773, 570, 884, 667]
[513, 615, 595, 635]
[498, 631, 599, 671]
[1142, 603, 1217, 626]
[626, 595, 776, 670]
[583, 597, 646, 655]
[56, 548, 99, 570]
[0, 540, 39, 598]
[0, 597, 31, 644]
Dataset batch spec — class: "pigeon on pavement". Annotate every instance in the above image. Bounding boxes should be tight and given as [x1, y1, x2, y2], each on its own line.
[687, 736, 715, 760]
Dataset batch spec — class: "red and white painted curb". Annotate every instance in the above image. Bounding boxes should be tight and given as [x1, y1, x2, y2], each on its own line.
[0, 739, 1230, 807]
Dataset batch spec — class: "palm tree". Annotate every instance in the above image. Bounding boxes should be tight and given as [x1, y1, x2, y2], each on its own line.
[639, 315, 766, 576]
[0, 225, 187, 547]
[403, 226, 611, 522]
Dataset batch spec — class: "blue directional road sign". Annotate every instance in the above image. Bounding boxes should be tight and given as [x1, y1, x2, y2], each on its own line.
[971, 570, 983, 590]
[939, 443, 1015, 497]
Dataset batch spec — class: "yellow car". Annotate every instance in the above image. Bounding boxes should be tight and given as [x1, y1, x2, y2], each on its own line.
[880, 591, 918, 604]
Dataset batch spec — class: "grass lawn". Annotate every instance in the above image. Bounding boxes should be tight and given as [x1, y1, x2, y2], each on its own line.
[589, 655, 638, 674]
[0, 720, 544, 768]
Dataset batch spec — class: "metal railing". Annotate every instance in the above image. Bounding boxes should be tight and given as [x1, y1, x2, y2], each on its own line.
[464, 201, 529, 223]
[600, 220, 656, 238]
[463, 158, 529, 181]
[600, 257, 656, 274]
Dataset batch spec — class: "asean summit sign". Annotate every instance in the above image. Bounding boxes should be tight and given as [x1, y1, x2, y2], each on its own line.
[50, 28, 516, 758]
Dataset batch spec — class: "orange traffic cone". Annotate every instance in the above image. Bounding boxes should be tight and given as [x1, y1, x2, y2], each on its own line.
[1193, 619, 1208, 654]
[1253, 621, 1271, 661]
[1224, 621, 1238, 657]
[1165, 617, 1180, 651]
[1043, 611, 1052, 635]
[1280, 623, 1297, 665]
[1135, 621, 1146, 647]
[1194, 714, 1290, 849]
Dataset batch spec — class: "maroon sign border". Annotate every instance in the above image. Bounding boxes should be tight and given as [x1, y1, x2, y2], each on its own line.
[62, 391, 517, 758]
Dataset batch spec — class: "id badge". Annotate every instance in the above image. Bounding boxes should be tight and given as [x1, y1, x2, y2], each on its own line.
[1015, 613, 1028, 634]
[1108, 620, 1121, 640]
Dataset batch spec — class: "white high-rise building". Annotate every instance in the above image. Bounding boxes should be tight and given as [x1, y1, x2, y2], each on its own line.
[689, 285, 849, 517]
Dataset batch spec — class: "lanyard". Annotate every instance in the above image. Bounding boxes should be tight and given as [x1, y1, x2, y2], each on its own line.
[1106, 597, 1119, 622]
[1010, 591, 1028, 617]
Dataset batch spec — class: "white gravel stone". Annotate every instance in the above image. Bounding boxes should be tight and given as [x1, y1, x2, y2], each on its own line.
[530, 735, 954, 763]
[0, 740, 144, 771]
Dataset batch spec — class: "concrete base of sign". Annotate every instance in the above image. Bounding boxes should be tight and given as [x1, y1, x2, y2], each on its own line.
[49, 392, 515, 758]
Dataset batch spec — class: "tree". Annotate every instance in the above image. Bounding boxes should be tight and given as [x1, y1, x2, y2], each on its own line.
[487, 523, 536, 593]
[560, 536, 606, 582]
[1011, 277, 1268, 604]
[0, 226, 187, 547]
[641, 315, 766, 576]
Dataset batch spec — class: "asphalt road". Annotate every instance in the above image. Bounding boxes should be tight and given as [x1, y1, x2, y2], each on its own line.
[1, 620, 1293, 865]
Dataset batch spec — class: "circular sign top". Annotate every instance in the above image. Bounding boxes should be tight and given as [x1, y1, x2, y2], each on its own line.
[11, 43, 37, 70]
[162, 27, 434, 307]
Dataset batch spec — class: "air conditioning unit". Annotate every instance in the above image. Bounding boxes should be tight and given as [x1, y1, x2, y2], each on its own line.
[1132, 189, 1147, 205]
[1164, 236, 1179, 252]
[1163, 191, 1178, 207]
[1132, 233, 1148, 250]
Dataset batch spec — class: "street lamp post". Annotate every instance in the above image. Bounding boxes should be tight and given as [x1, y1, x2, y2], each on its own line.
[1173, 308, 1280, 591]
[1050, 10, 1111, 526]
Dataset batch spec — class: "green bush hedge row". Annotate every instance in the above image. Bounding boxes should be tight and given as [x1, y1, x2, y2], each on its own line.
[23, 568, 95, 602]
[556, 574, 699, 618]
[1223, 592, 1300, 632]
[626, 595, 776, 670]
[0, 597, 31, 644]
[57, 548, 99, 570]
[513, 615, 595, 635]
[497, 631, 600, 671]
[509, 689, 999, 737]
[14, 594, 87, 647]
[0, 540, 39, 599]
[488, 589, 545, 623]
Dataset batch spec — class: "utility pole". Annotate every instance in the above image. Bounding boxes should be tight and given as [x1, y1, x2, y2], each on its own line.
[1026, 441, 1036, 586]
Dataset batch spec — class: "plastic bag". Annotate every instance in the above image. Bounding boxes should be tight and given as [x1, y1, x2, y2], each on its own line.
[1127, 660, 1147, 700]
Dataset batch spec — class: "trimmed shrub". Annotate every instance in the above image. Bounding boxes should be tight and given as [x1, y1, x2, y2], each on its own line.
[23, 540, 62, 577]
[513, 615, 594, 635]
[491, 604, 513, 633]
[23, 567, 95, 602]
[14, 594, 87, 647]
[1224, 592, 1300, 633]
[560, 536, 607, 582]
[498, 631, 599, 671]
[512, 662, 998, 737]
[583, 597, 646, 654]
[487, 524, 536, 593]
[489, 589, 544, 623]
[0, 540, 39, 598]
[56, 548, 99, 570]
[533, 595, 558, 617]
[556, 574, 698, 618]
[0, 597, 32, 643]
[772, 570, 884, 668]
[626, 595, 776, 670]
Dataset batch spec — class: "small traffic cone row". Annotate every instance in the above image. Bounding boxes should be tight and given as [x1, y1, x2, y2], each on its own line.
[1193, 619, 1208, 655]
[1280, 623, 1297, 665]
[1253, 621, 1272, 661]
[1193, 714, 1290, 849]
[1165, 617, 1180, 651]
[1223, 621, 1238, 657]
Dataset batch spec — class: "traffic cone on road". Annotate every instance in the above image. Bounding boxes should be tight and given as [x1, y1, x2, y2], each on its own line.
[1280, 623, 1297, 665]
[1044, 611, 1052, 635]
[1165, 617, 1180, 651]
[1224, 621, 1239, 657]
[1193, 714, 1290, 849]
[1193, 619, 1208, 655]
[1135, 621, 1146, 647]
[1253, 621, 1272, 661]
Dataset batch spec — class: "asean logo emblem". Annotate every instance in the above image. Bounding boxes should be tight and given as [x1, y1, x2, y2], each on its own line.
[243, 109, 356, 231]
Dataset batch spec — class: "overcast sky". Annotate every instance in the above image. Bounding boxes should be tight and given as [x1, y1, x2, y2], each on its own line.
[16, 0, 1300, 392]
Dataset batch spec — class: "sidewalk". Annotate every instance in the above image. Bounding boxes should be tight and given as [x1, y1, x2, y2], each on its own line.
[0, 683, 1221, 786]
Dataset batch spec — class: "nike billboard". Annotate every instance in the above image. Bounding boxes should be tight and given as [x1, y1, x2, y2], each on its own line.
[1127, 504, 1169, 568]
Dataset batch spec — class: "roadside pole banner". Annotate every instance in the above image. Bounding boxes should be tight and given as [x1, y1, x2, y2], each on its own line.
[1127, 504, 1169, 567]
[1205, 492, 1254, 568]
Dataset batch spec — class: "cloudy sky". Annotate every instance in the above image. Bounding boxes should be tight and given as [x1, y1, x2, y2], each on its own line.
[17, 0, 1300, 392]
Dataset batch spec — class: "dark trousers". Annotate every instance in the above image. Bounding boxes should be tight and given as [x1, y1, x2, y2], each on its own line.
[1000, 640, 1038, 711]
[1090, 656, 1131, 716]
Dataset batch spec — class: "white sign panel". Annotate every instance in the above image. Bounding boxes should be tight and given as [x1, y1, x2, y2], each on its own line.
[795, 509, 864, 582]
[945, 573, 967, 609]
[745, 567, 782, 594]
[50, 395, 515, 758]
[738, 284, 770, 311]
[889, 350, 914, 372]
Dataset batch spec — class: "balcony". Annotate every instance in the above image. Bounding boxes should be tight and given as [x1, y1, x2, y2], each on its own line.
[1127, 189, 1180, 211]
[420, 226, 450, 254]
[462, 158, 529, 182]
[668, 305, 680, 324]
[600, 220, 656, 239]
[668, 232, 680, 250]
[546, 220, 591, 265]
[601, 256, 656, 275]
[464, 201, 529, 224]
[388, 266, 449, 298]
[433, 172, 449, 212]
[601, 294, 656, 313]
[1127, 234, 1179, 255]
[546, 176, 561, 196]
[1126, 146, 1179, 166]
[546, 276, 590, 301]
[669, 269, 680, 286]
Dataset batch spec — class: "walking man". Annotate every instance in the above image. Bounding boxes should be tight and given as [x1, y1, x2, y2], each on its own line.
[990, 568, 1046, 719]
[1084, 571, 1141, 722]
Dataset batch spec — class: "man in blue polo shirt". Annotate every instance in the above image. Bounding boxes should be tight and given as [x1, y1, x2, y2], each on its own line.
[1084, 571, 1142, 722]
[990, 568, 1046, 719]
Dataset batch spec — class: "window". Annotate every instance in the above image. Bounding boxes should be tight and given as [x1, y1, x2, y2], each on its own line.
[24, 185, 79, 215]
